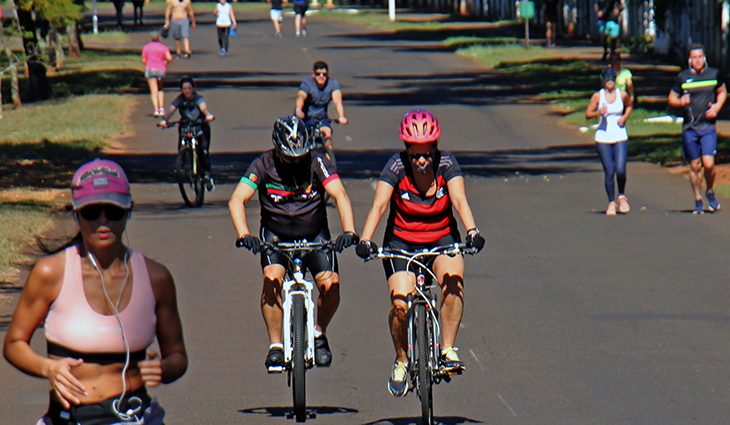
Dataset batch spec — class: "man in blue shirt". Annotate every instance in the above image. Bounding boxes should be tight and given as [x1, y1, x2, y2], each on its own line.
[295, 61, 349, 155]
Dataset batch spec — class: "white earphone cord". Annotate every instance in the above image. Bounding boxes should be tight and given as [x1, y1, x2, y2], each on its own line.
[88, 250, 144, 423]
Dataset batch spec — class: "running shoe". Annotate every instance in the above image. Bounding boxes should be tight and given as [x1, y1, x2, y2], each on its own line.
[693, 199, 705, 215]
[605, 201, 617, 216]
[617, 195, 630, 214]
[706, 190, 721, 212]
[265, 346, 285, 373]
[441, 346, 465, 372]
[387, 361, 409, 397]
[218, 48, 225, 57]
[314, 335, 332, 367]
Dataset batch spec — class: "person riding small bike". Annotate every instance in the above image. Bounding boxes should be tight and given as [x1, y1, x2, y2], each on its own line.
[356, 109, 485, 397]
[160, 76, 216, 191]
[295, 61, 348, 154]
[228, 115, 359, 372]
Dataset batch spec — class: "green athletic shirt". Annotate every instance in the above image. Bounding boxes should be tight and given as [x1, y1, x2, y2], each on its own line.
[615, 68, 632, 92]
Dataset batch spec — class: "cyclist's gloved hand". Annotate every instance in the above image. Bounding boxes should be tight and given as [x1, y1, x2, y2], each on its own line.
[335, 231, 359, 253]
[236, 235, 261, 254]
[355, 240, 377, 259]
[465, 229, 485, 253]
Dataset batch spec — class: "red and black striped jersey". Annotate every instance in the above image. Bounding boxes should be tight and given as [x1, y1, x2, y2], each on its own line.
[379, 151, 462, 244]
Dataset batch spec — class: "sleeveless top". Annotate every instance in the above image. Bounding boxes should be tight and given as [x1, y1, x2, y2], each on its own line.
[216, 3, 232, 27]
[45, 246, 157, 354]
[595, 88, 628, 144]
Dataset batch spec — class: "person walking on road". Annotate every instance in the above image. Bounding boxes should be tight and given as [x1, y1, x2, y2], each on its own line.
[269, 0, 286, 36]
[355, 109, 485, 397]
[142, 32, 173, 118]
[668, 43, 727, 214]
[164, 0, 196, 59]
[132, 0, 145, 25]
[542, 0, 560, 47]
[293, 0, 308, 37]
[594, 0, 623, 61]
[3, 159, 188, 424]
[214, 0, 237, 57]
[609, 51, 634, 104]
[586, 68, 633, 216]
[228, 115, 359, 373]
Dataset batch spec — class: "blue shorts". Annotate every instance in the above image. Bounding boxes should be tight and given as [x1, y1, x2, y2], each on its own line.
[682, 127, 717, 161]
[305, 117, 331, 130]
[597, 19, 606, 35]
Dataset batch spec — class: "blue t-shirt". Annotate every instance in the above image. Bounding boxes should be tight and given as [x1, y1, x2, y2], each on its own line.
[298, 77, 341, 120]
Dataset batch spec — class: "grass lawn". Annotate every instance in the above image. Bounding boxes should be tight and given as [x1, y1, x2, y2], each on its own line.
[0, 201, 56, 281]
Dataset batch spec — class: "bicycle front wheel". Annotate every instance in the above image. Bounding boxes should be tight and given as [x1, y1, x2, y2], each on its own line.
[176, 148, 204, 207]
[292, 295, 307, 422]
[416, 303, 434, 425]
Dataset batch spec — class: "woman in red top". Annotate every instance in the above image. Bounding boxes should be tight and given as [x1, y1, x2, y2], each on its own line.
[356, 109, 485, 397]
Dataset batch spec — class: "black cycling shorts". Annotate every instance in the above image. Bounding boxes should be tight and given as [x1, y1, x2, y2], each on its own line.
[260, 227, 338, 276]
[382, 232, 461, 280]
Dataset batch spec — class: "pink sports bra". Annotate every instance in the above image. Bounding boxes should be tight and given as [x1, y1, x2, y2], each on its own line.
[45, 246, 157, 354]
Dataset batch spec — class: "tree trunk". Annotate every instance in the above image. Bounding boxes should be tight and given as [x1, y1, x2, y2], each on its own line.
[3, 46, 21, 109]
[54, 28, 65, 69]
[14, 0, 53, 101]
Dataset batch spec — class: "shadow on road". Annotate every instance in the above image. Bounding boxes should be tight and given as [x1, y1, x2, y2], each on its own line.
[238, 405, 358, 420]
[362, 416, 481, 425]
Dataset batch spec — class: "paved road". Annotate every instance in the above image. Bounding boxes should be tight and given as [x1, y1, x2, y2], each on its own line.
[3, 9, 730, 425]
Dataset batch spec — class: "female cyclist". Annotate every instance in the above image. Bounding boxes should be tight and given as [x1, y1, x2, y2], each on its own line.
[3, 159, 188, 424]
[355, 109, 485, 397]
[585, 67, 633, 215]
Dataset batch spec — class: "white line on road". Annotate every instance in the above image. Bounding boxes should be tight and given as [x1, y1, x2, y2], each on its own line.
[498, 393, 518, 417]
[469, 348, 486, 371]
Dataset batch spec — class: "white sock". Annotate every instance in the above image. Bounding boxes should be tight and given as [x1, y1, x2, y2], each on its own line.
[269, 342, 283, 350]
[314, 328, 323, 338]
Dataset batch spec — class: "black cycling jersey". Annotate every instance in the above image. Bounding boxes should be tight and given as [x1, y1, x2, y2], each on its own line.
[240, 149, 339, 239]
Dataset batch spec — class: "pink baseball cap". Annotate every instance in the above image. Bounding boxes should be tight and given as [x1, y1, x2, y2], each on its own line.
[71, 159, 132, 210]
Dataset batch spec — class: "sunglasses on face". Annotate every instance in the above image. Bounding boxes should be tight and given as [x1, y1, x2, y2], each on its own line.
[408, 152, 435, 162]
[78, 204, 128, 221]
[314, 71, 328, 77]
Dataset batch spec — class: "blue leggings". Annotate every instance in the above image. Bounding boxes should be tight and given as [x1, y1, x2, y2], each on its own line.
[595, 141, 628, 202]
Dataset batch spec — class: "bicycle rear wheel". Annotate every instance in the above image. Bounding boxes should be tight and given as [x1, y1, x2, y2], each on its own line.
[176, 147, 204, 207]
[416, 303, 434, 425]
[292, 295, 307, 422]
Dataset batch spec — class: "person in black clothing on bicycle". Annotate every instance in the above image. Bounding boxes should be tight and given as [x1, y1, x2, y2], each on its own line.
[356, 109, 485, 397]
[228, 115, 358, 372]
[160, 76, 216, 191]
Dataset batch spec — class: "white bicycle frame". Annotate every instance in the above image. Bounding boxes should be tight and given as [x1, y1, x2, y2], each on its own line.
[180, 130, 199, 176]
[281, 260, 316, 368]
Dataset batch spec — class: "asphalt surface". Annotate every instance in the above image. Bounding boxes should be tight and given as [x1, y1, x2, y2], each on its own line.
[3, 9, 730, 425]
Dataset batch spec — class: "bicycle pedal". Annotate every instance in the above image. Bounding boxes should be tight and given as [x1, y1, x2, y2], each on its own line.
[267, 366, 285, 374]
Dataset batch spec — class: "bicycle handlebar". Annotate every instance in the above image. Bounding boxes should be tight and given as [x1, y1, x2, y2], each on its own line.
[364, 242, 477, 262]
[262, 240, 334, 253]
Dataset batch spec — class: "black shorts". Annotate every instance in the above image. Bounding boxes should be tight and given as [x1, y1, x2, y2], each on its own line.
[294, 3, 308, 16]
[260, 227, 338, 276]
[40, 387, 155, 425]
[382, 232, 461, 280]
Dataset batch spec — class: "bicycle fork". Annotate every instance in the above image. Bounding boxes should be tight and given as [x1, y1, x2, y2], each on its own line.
[282, 274, 316, 370]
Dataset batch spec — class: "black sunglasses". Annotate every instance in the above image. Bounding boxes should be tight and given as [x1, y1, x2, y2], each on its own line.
[314, 71, 328, 77]
[408, 152, 435, 162]
[78, 204, 128, 221]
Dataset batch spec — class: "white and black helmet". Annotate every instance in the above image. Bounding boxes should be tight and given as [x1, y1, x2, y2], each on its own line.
[272, 116, 313, 158]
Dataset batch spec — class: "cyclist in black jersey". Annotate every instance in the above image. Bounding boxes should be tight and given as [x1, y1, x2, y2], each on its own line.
[160, 76, 216, 191]
[228, 115, 359, 371]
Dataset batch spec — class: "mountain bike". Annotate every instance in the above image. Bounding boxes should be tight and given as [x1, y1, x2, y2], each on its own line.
[364, 243, 477, 425]
[240, 239, 334, 423]
[175, 123, 207, 207]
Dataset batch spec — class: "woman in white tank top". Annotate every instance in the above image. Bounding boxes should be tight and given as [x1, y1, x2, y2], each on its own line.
[585, 67, 633, 216]
[213, 0, 237, 56]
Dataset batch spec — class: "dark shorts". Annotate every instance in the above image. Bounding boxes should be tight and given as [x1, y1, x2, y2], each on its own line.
[170, 18, 190, 40]
[294, 3, 308, 16]
[544, 6, 558, 22]
[682, 127, 717, 161]
[38, 388, 161, 425]
[382, 232, 461, 280]
[260, 227, 338, 276]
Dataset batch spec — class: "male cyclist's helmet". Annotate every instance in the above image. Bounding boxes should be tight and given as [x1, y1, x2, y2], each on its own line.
[272, 116, 313, 158]
[399, 109, 441, 144]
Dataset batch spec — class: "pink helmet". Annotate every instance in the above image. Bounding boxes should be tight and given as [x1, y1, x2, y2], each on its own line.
[399, 109, 441, 144]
